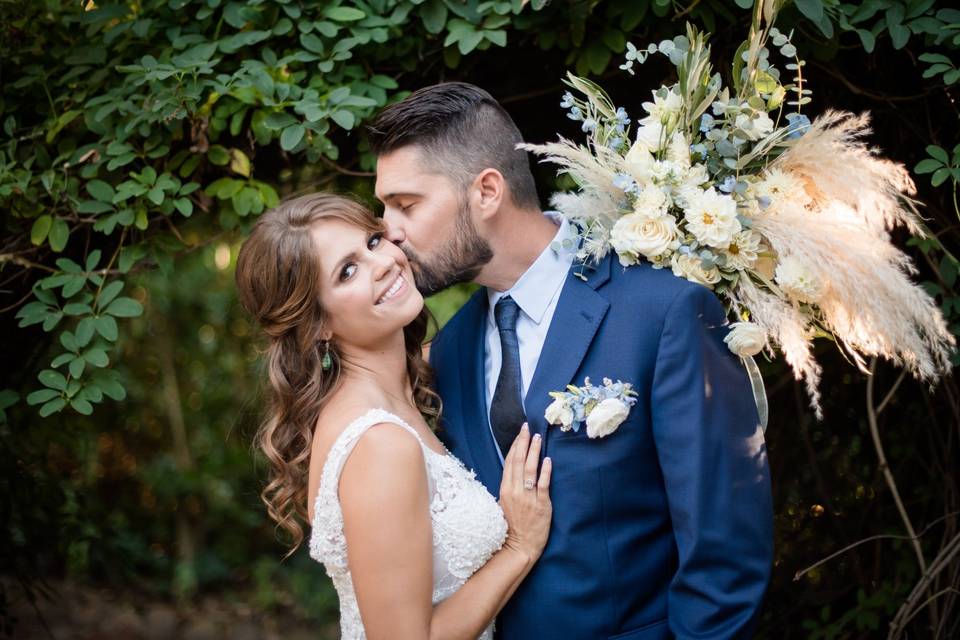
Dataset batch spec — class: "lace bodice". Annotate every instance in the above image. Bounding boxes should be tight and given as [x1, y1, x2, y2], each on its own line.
[309, 408, 508, 640]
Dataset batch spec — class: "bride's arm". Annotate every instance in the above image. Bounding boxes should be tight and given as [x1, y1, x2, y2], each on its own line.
[340, 424, 551, 640]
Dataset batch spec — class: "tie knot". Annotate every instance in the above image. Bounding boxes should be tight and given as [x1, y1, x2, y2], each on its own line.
[494, 295, 520, 331]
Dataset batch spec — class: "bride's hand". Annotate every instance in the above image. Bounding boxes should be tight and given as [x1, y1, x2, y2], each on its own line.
[498, 423, 553, 564]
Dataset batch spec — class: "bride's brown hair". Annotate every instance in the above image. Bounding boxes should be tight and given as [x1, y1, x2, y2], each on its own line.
[235, 193, 440, 552]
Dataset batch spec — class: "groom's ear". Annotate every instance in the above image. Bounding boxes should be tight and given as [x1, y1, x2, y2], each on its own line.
[473, 168, 505, 221]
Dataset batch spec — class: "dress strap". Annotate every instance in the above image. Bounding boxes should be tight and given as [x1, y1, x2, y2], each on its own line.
[319, 408, 426, 498]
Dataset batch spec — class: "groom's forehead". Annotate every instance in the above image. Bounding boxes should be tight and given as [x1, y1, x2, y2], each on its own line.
[375, 147, 441, 198]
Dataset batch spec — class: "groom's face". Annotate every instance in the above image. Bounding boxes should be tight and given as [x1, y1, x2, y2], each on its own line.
[375, 146, 493, 296]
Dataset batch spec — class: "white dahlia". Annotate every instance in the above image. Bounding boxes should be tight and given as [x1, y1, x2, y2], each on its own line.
[682, 188, 742, 249]
[775, 255, 824, 303]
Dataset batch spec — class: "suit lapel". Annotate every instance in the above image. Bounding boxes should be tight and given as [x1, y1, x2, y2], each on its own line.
[524, 255, 612, 440]
[456, 292, 503, 496]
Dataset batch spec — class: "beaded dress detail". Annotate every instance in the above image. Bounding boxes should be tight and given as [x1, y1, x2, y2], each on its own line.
[309, 408, 507, 639]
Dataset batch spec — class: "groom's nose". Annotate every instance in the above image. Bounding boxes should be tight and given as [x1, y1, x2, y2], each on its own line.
[383, 213, 406, 245]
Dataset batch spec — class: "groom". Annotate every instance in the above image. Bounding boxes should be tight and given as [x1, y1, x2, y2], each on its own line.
[369, 82, 773, 640]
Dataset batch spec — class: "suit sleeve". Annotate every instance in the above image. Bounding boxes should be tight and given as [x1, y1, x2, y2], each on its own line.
[650, 284, 773, 639]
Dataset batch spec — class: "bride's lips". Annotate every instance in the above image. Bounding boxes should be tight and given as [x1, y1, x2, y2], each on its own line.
[375, 271, 408, 305]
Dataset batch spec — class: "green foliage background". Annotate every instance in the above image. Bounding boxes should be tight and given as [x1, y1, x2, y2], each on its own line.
[1, 0, 958, 637]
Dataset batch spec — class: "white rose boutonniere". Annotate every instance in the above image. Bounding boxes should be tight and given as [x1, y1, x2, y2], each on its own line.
[545, 377, 637, 439]
[586, 398, 632, 438]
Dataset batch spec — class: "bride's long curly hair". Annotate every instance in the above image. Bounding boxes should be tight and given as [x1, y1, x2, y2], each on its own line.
[235, 193, 440, 552]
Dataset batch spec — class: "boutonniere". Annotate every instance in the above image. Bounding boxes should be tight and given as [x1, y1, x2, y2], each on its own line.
[545, 377, 638, 439]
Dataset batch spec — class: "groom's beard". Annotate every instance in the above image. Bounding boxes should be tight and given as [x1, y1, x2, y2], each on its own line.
[402, 200, 493, 297]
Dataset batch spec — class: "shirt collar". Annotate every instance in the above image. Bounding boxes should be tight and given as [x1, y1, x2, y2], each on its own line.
[488, 214, 576, 325]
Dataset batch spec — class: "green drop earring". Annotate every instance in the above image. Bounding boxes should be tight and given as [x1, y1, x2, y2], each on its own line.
[321, 340, 333, 372]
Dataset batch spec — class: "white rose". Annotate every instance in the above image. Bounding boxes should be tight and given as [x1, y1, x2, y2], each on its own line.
[775, 255, 823, 303]
[670, 253, 722, 288]
[544, 397, 574, 429]
[586, 398, 630, 439]
[625, 138, 655, 179]
[723, 321, 767, 357]
[610, 212, 679, 264]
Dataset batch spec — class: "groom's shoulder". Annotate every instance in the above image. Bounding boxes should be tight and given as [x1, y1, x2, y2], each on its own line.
[603, 256, 712, 313]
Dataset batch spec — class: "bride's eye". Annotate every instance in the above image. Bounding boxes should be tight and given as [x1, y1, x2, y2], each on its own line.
[368, 232, 383, 249]
[339, 263, 357, 281]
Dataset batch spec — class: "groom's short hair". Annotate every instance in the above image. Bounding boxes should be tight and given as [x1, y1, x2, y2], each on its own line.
[368, 82, 540, 210]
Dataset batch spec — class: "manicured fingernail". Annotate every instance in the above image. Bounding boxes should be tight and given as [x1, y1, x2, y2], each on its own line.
[544, 457, 551, 464]
[533, 433, 541, 441]
[522, 423, 529, 432]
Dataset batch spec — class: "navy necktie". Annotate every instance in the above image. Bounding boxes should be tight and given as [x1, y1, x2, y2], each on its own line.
[490, 296, 527, 458]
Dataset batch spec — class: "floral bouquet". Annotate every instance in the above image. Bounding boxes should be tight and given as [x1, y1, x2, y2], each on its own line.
[521, 4, 955, 418]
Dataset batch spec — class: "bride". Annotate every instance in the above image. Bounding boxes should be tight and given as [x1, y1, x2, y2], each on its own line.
[235, 192, 552, 639]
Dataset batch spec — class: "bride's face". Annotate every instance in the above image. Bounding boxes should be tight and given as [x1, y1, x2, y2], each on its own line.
[312, 218, 423, 349]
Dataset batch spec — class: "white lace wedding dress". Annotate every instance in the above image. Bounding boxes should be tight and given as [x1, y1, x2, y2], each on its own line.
[309, 408, 508, 640]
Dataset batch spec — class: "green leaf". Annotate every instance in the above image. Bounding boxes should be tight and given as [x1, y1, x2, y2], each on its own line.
[207, 145, 230, 165]
[98, 377, 126, 401]
[69, 356, 86, 379]
[300, 33, 325, 54]
[927, 145, 950, 163]
[51, 352, 73, 368]
[38, 369, 67, 391]
[97, 281, 124, 309]
[83, 348, 109, 368]
[60, 330, 78, 352]
[85, 250, 102, 271]
[325, 6, 365, 21]
[932, 167, 951, 186]
[27, 389, 60, 405]
[48, 218, 70, 252]
[795, 0, 824, 23]
[485, 29, 507, 47]
[174, 198, 194, 216]
[86, 180, 115, 202]
[31, 215, 52, 245]
[39, 398, 67, 417]
[421, 0, 447, 33]
[105, 296, 143, 318]
[94, 315, 119, 341]
[889, 23, 910, 49]
[915, 158, 943, 174]
[63, 303, 93, 316]
[857, 29, 876, 53]
[76, 317, 95, 347]
[62, 275, 86, 299]
[280, 124, 306, 150]
[264, 112, 298, 130]
[330, 110, 355, 130]
[70, 398, 94, 415]
[147, 186, 164, 205]
[458, 29, 484, 55]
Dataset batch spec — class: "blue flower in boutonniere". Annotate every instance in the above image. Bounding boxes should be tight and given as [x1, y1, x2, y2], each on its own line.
[545, 377, 638, 439]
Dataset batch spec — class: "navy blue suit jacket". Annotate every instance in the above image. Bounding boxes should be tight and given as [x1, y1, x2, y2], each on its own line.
[429, 253, 773, 640]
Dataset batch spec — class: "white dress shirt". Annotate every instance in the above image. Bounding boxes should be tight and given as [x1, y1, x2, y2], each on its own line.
[484, 215, 577, 461]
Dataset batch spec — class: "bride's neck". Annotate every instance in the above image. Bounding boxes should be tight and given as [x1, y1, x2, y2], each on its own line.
[338, 332, 413, 407]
